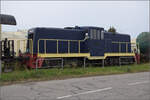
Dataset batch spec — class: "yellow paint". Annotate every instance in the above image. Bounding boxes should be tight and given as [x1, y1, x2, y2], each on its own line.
[38, 39, 83, 55]
[78, 40, 80, 53]
[112, 41, 136, 45]
[38, 39, 39, 55]
[88, 56, 104, 59]
[39, 38, 85, 42]
[44, 40, 46, 54]
[38, 52, 135, 60]
[37, 39, 135, 60]
[119, 43, 121, 53]
[57, 40, 58, 53]
[68, 40, 70, 53]
[112, 41, 130, 44]
[38, 53, 90, 58]
[126, 43, 128, 53]
[112, 41, 135, 53]
[17, 40, 20, 56]
[87, 53, 135, 60]
[24, 40, 26, 52]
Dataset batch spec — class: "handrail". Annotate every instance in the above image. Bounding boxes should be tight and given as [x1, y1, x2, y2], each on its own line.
[112, 41, 130, 44]
[112, 41, 137, 44]
[119, 42, 121, 53]
[112, 41, 130, 53]
[68, 40, 70, 53]
[57, 40, 58, 54]
[38, 38, 86, 42]
[78, 40, 80, 53]
[38, 38, 84, 55]
[38, 39, 39, 56]
[112, 41, 137, 53]
[44, 40, 46, 54]
[126, 43, 128, 53]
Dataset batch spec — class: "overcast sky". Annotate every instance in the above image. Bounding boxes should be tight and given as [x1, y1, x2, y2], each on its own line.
[1, 1, 149, 39]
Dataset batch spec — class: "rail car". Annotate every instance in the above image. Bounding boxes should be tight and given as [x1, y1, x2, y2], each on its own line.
[20, 26, 136, 68]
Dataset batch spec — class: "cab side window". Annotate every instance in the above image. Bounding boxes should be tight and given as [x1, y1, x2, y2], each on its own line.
[90, 29, 104, 40]
[101, 31, 104, 40]
[97, 30, 101, 40]
[90, 29, 93, 39]
[93, 29, 97, 39]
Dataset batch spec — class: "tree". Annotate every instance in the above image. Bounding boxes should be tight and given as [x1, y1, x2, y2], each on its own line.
[108, 26, 116, 33]
[136, 32, 150, 62]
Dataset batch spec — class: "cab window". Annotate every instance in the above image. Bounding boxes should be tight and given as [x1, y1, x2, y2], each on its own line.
[90, 29, 103, 40]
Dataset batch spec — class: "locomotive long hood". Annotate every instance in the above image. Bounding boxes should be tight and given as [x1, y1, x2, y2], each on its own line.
[0, 14, 17, 25]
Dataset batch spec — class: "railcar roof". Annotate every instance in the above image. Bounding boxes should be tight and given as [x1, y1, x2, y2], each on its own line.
[104, 32, 130, 37]
[28, 27, 86, 35]
[80, 26, 103, 28]
[28, 27, 130, 36]
[30, 27, 87, 30]
[28, 26, 104, 32]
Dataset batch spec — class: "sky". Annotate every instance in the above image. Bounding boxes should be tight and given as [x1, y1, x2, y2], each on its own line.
[1, 1, 149, 39]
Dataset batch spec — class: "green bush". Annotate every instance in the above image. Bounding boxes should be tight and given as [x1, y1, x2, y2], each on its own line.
[136, 32, 150, 62]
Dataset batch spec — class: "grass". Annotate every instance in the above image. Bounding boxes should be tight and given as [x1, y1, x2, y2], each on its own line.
[0, 63, 150, 85]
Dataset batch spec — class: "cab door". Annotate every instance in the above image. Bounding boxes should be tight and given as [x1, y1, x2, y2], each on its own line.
[88, 28, 105, 56]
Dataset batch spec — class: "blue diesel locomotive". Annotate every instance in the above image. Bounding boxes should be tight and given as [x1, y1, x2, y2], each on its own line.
[25, 26, 135, 68]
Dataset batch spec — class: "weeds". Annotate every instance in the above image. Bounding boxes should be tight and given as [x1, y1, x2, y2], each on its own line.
[0, 63, 149, 85]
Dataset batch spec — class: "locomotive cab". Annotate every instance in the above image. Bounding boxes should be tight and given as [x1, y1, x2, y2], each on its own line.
[89, 27, 104, 40]
[80, 27, 105, 56]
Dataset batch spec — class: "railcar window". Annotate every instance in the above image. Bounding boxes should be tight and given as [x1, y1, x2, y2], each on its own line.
[101, 31, 104, 40]
[90, 29, 104, 40]
[97, 30, 100, 40]
[93, 29, 97, 39]
[90, 29, 93, 39]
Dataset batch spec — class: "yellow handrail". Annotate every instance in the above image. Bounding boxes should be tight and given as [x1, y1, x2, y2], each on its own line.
[119, 42, 121, 53]
[38, 39, 40, 55]
[112, 41, 137, 53]
[38, 38, 85, 42]
[126, 43, 128, 53]
[44, 40, 46, 54]
[38, 38, 84, 55]
[68, 40, 70, 53]
[78, 40, 80, 53]
[57, 40, 59, 53]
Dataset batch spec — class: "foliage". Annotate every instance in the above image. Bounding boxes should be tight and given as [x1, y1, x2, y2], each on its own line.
[136, 32, 150, 62]
[108, 26, 116, 33]
[0, 63, 150, 85]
